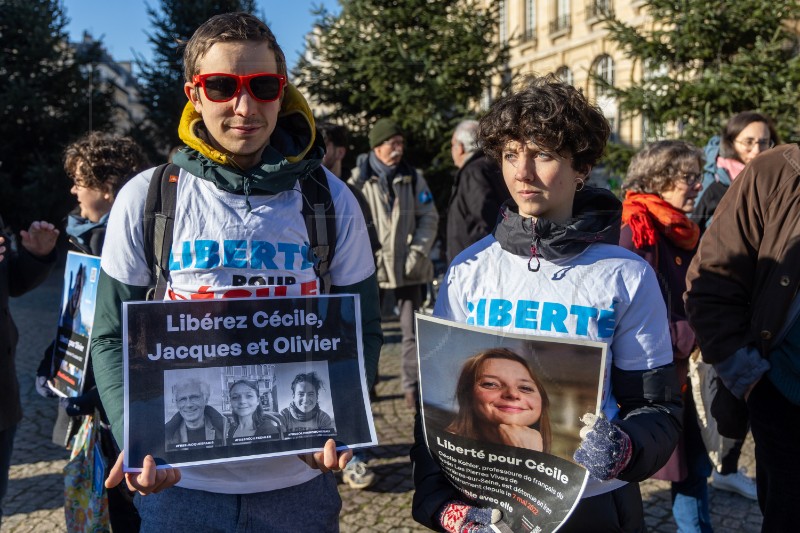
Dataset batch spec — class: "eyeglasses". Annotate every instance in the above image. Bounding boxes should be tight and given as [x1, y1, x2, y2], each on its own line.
[680, 172, 702, 187]
[176, 393, 204, 406]
[734, 138, 774, 151]
[192, 72, 286, 103]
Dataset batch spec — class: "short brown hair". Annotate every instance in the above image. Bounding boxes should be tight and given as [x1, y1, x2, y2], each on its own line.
[64, 132, 147, 195]
[182, 12, 287, 82]
[622, 140, 704, 194]
[479, 75, 610, 174]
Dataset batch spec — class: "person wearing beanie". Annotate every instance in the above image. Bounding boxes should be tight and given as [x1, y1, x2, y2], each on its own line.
[349, 118, 438, 411]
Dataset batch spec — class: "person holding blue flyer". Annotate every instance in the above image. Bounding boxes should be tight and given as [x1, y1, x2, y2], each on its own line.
[411, 76, 682, 532]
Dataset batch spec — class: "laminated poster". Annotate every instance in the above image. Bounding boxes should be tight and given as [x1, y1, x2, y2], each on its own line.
[417, 315, 606, 533]
[123, 294, 377, 470]
[48, 251, 102, 398]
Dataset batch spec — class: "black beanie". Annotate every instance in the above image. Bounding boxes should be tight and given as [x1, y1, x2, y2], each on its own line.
[369, 118, 403, 148]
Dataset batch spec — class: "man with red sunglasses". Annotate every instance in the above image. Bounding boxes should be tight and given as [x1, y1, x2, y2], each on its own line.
[89, 12, 382, 532]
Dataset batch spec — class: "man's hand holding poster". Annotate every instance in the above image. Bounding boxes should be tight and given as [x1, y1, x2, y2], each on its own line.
[416, 315, 606, 533]
[123, 294, 376, 470]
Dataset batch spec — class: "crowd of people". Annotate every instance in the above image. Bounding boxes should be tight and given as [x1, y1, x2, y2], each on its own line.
[0, 10, 795, 533]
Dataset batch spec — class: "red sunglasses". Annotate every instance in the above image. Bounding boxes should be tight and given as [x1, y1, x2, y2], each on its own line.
[192, 72, 286, 103]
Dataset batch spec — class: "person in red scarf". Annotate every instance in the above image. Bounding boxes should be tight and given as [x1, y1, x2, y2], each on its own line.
[619, 140, 712, 532]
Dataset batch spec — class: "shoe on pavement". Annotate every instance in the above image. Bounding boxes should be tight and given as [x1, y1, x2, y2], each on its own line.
[711, 468, 757, 500]
[343, 457, 375, 490]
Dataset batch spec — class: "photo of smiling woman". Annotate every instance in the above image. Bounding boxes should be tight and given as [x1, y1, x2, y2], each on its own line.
[226, 379, 283, 444]
[446, 348, 551, 453]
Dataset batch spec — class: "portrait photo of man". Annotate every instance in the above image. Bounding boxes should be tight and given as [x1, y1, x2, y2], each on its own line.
[165, 375, 227, 450]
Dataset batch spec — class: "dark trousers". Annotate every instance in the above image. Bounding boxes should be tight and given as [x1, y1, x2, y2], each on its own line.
[748, 377, 800, 533]
[381, 285, 422, 393]
[0, 424, 17, 524]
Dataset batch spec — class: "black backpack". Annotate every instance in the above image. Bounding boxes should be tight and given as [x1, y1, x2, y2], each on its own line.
[142, 163, 336, 300]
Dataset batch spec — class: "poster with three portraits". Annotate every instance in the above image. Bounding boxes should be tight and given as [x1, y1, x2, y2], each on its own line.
[122, 294, 377, 470]
[416, 315, 606, 533]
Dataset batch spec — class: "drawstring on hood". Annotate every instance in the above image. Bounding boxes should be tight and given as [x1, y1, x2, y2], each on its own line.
[173, 83, 323, 211]
[493, 186, 622, 269]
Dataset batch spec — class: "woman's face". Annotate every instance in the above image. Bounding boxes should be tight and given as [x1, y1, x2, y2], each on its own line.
[70, 166, 114, 222]
[501, 140, 583, 224]
[733, 121, 772, 165]
[230, 383, 259, 418]
[294, 381, 318, 413]
[473, 358, 543, 428]
[660, 159, 702, 213]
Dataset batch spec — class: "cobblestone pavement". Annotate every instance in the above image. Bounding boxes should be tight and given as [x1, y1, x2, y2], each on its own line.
[3, 270, 762, 532]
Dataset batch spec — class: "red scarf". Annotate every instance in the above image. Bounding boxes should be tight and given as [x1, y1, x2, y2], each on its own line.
[622, 192, 700, 250]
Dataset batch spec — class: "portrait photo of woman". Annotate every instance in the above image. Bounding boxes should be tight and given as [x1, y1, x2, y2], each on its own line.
[226, 379, 283, 443]
[446, 348, 551, 453]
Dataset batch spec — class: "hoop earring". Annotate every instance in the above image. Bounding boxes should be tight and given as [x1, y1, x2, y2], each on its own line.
[575, 177, 585, 192]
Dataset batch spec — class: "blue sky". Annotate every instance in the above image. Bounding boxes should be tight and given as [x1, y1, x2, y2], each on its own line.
[62, 0, 339, 73]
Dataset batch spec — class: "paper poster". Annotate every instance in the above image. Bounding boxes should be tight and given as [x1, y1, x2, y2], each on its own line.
[417, 315, 606, 533]
[123, 294, 377, 470]
[48, 251, 102, 398]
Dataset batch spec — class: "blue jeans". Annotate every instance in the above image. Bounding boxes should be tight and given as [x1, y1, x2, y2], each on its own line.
[135, 472, 341, 533]
[672, 393, 713, 533]
[0, 424, 17, 525]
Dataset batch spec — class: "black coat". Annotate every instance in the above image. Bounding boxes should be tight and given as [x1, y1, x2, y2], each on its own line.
[0, 217, 56, 431]
[445, 151, 509, 263]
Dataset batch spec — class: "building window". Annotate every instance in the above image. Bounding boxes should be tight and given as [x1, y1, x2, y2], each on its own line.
[593, 54, 614, 96]
[586, 0, 612, 21]
[550, 0, 571, 34]
[525, 0, 537, 42]
[555, 66, 574, 86]
[499, 0, 507, 43]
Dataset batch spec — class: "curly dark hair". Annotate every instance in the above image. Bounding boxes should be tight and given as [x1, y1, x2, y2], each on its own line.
[290, 372, 325, 394]
[479, 75, 610, 173]
[63, 131, 147, 194]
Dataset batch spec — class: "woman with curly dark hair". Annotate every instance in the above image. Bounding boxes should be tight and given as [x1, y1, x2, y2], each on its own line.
[411, 75, 682, 533]
[63, 131, 147, 254]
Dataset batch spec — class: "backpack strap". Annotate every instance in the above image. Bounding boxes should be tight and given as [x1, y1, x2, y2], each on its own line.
[301, 167, 336, 294]
[143, 163, 179, 301]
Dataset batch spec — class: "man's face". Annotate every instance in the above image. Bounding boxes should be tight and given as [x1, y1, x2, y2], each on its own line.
[322, 140, 345, 170]
[185, 40, 282, 169]
[373, 135, 404, 167]
[174, 383, 207, 425]
[451, 135, 466, 169]
[294, 381, 318, 413]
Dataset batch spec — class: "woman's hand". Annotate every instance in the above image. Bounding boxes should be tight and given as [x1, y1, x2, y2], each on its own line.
[21, 220, 59, 258]
[298, 438, 352, 473]
[497, 424, 543, 451]
[105, 451, 181, 495]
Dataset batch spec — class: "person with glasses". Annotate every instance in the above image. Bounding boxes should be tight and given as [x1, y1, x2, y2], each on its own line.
[693, 111, 780, 232]
[166, 378, 227, 449]
[90, 12, 382, 532]
[619, 141, 715, 532]
[349, 118, 439, 412]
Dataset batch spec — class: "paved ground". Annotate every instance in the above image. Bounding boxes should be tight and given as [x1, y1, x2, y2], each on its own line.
[3, 269, 762, 532]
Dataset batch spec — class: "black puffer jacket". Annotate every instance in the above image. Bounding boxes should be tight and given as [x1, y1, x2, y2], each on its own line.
[411, 187, 682, 530]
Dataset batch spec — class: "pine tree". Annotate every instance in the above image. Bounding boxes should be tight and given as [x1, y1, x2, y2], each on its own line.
[0, 0, 114, 230]
[293, 0, 509, 209]
[601, 0, 800, 145]
[134, 0, 256, 160]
